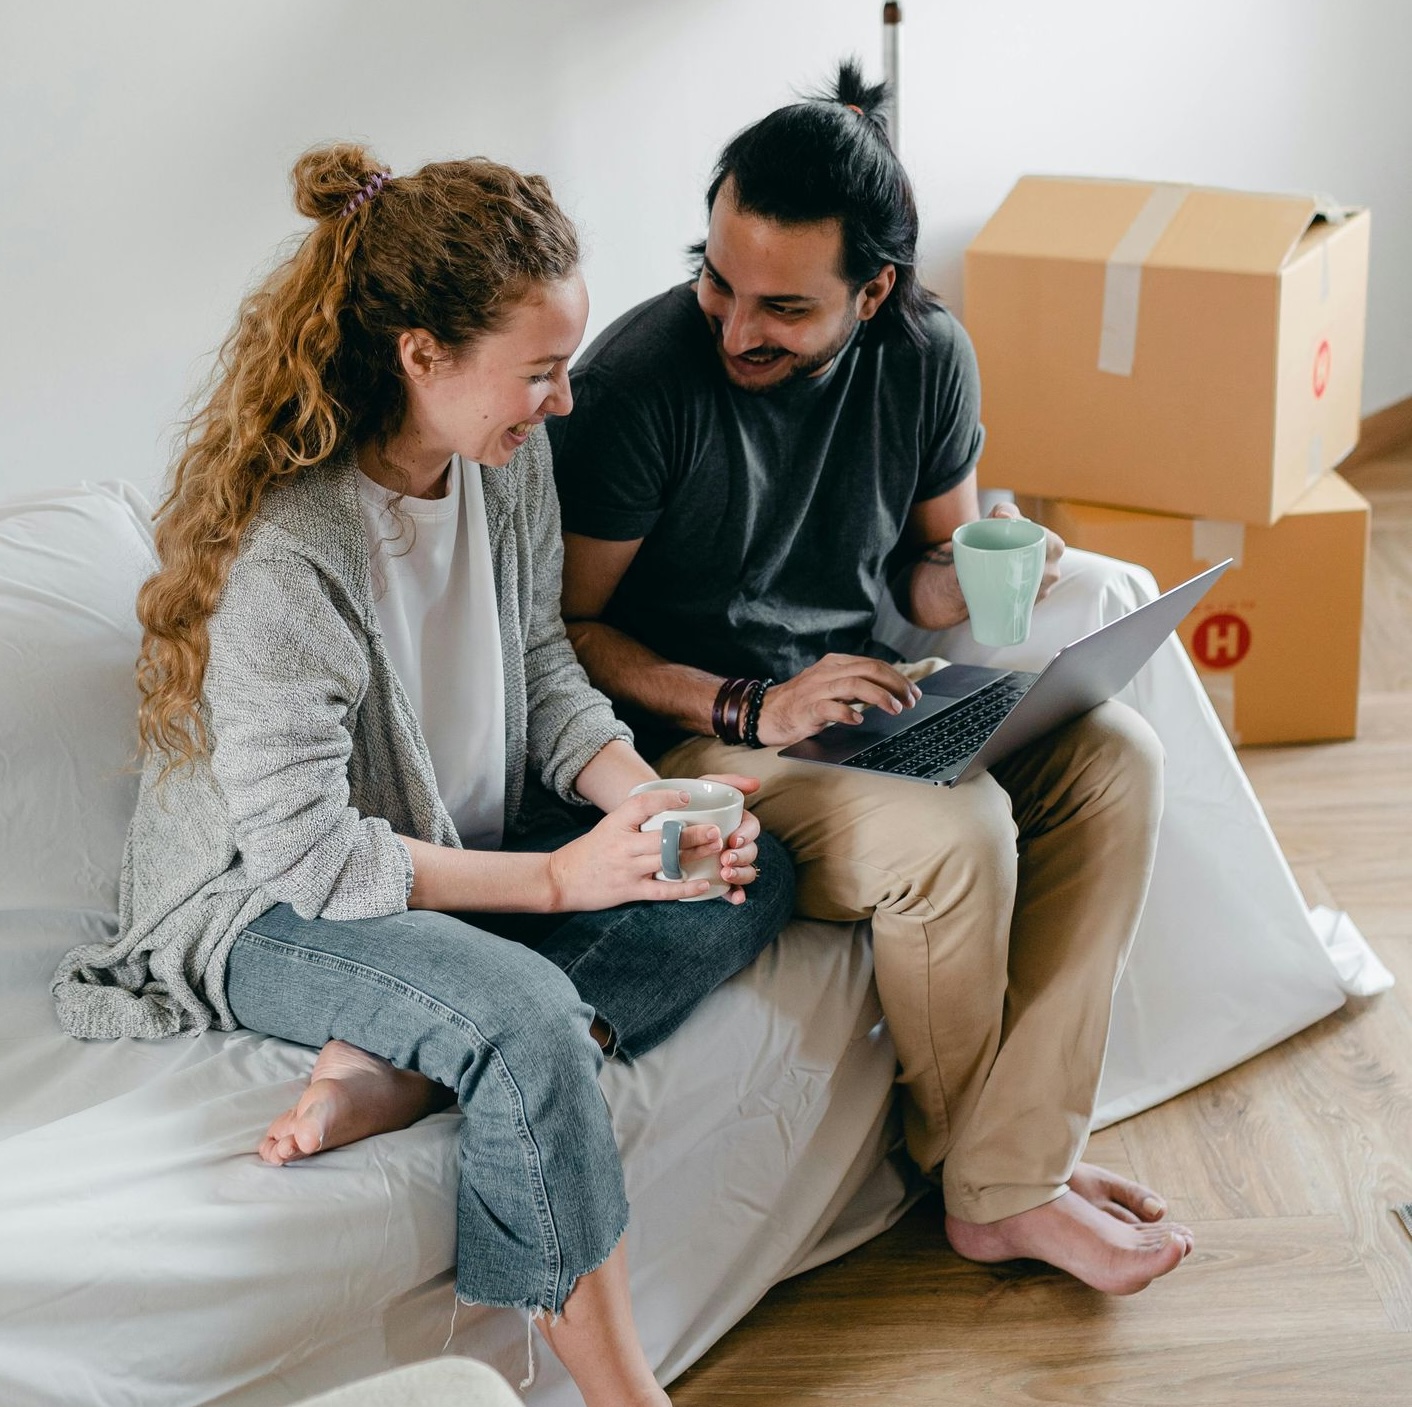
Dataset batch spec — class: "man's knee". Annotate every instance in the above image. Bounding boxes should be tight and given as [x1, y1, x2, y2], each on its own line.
[797, 772, 1019, 920]
[1073, 700, 1165, 814]
[927, 778, 1020, 912]
[1087, 699, 1164, 773]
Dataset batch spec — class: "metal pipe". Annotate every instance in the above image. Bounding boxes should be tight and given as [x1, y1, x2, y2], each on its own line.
[883, 2, 902, 152]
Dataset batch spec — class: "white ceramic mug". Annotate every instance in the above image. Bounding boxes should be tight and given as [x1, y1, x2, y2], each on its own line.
[628, 777, 745, 901]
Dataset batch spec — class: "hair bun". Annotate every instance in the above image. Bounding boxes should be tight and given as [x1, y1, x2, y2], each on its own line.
[291, 143, 386, 221]
[825, 57, 890, 127]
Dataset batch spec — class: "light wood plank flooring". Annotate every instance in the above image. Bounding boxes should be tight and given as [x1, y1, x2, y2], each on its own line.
[672, 443, 1412, 1406]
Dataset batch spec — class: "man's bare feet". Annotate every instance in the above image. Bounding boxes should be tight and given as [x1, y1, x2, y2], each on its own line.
[1068, 1161, 1169, 1225]
[945, 1173, 1193, 1296]
[258, 1039, 454, 1166]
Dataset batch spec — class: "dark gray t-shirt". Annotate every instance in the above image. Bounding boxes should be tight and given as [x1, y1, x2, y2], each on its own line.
[550, 282, 983, 752]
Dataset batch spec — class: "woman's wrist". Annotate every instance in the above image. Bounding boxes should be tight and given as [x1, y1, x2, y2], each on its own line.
[523, 851, 562, 913]
[401, 836, 560, 914]
[573, 738, 658, 812]
[543, 846, 571, 914]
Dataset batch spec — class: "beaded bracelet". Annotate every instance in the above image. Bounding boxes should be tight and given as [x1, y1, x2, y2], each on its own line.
[742, 678, 774, 749]
[737, 678, 764, 748]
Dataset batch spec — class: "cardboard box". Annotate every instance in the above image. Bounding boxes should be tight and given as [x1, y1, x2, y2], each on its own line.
[966, 176, 1370, 525]
[1027, 473, 1369, 746]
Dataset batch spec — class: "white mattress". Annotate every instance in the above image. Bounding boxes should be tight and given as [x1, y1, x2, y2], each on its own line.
[0, 907, 915, 1407]
[1, 482, 1387, 1407]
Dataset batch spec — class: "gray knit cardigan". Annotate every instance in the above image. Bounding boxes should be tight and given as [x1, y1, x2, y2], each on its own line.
[51, 428, 632, 1040]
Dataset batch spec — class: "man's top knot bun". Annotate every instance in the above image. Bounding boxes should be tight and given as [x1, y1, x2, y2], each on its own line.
[824, 57, 890, 130]
[291, 143, 387, 222]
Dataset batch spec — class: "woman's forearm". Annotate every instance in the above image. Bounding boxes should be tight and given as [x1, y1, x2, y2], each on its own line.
[398, 743, 658, 914]
[571, 738, 659, 813]
[399, 836, 559, 913]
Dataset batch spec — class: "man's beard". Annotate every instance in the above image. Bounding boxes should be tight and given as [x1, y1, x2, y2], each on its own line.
[713, 309, 859, 393]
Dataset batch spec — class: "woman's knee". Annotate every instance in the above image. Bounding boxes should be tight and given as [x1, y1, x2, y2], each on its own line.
[419, 917, 597, 1059]
[692, 829, 795, 973]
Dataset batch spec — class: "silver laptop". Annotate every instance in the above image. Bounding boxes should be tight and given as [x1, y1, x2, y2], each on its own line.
[780, 560, 1231, 786]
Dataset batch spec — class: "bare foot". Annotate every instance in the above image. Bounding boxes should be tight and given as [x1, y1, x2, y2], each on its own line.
[258, 1039, 453, 1166]
[945, 1188, 1194, 1295]
[1068, 1161, 1169, 1226]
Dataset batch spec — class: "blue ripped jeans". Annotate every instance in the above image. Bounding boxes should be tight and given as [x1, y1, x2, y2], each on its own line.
[224, 826, 794, 1314]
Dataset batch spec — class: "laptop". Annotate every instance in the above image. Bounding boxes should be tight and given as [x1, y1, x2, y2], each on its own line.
[780, 560, 1231, 786]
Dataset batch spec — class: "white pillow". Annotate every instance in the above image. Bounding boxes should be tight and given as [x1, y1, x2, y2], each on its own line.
[0, 482, 157, 913]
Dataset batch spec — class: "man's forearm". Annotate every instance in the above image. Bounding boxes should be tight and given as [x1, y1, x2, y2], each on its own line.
[899, 542, 971, 631]
[567, 620, 723, 737]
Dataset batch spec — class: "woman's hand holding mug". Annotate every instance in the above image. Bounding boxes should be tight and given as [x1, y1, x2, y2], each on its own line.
[547, 776, 764, 910]
[628, 776, 765, 904]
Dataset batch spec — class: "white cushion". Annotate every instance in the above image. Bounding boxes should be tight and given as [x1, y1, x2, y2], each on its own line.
[0, 482, 156, 913]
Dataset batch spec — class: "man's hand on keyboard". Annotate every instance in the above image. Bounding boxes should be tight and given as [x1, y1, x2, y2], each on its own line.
[756, 653, 924, 748]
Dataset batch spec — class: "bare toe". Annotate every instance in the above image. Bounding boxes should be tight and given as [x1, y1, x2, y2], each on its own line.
[1070, 1161, 1168, 1223]
[254, 1040, 448, 1167]
[1099, 1201, 1143, 1226]
[258, 1107, 305, 1165]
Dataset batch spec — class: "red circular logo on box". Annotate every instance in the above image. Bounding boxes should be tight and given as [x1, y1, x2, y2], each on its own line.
[1313, 339, 1331, 399]
[1193, 612, 1252, 669]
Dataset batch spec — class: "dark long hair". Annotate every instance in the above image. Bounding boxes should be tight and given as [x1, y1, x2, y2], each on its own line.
[697, 58, 936, 346]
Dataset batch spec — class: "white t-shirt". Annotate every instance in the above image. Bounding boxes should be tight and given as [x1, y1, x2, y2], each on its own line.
[357, 458, 506, 850]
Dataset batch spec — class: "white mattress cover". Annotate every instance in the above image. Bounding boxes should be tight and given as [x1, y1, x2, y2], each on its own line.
[0, 908, 914, 1407]
[1, 484, 1388, 1407]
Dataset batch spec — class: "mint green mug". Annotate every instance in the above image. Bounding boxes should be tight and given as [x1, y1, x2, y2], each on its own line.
[951, 517, 1047, 647]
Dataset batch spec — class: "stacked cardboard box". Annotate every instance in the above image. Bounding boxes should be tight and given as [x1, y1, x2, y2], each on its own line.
[965, 175, 1372, 744]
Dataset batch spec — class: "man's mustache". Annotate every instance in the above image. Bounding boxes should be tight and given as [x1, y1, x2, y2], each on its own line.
[711, 326, 788, 361]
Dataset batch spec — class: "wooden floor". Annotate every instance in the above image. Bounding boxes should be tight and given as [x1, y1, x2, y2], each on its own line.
[672, 443, 1412, 1406]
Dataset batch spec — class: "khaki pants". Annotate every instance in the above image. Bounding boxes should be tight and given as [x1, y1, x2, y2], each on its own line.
[657, 667, 1164, 1225]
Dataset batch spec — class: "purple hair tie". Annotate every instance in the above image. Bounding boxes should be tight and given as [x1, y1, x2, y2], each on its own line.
[342, 170, 391, 218]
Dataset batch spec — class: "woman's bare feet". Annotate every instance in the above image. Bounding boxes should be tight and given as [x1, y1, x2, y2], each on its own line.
[258, 1039, 454, 1166]
[945, 1166, 1193, 1296]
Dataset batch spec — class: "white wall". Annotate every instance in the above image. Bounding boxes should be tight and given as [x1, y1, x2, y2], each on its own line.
[2, 0, 1409, 502]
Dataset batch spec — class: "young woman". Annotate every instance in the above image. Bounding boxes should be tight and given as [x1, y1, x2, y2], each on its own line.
[52, 145, 794, 1407]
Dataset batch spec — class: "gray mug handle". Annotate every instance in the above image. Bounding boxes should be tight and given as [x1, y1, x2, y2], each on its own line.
[659, 819, 685, 881]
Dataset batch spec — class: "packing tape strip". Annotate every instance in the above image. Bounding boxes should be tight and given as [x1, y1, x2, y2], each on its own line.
[1098, 184, 1191, 377]
[1307, 434, 1324, 489]
[1192, 518, 1245, 569]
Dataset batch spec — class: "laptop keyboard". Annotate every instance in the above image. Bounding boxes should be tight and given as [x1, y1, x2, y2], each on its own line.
[845, 676, 1033, 778]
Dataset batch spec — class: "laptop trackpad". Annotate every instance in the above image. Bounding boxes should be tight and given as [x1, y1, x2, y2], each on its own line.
[918, 662, 1002, 703]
